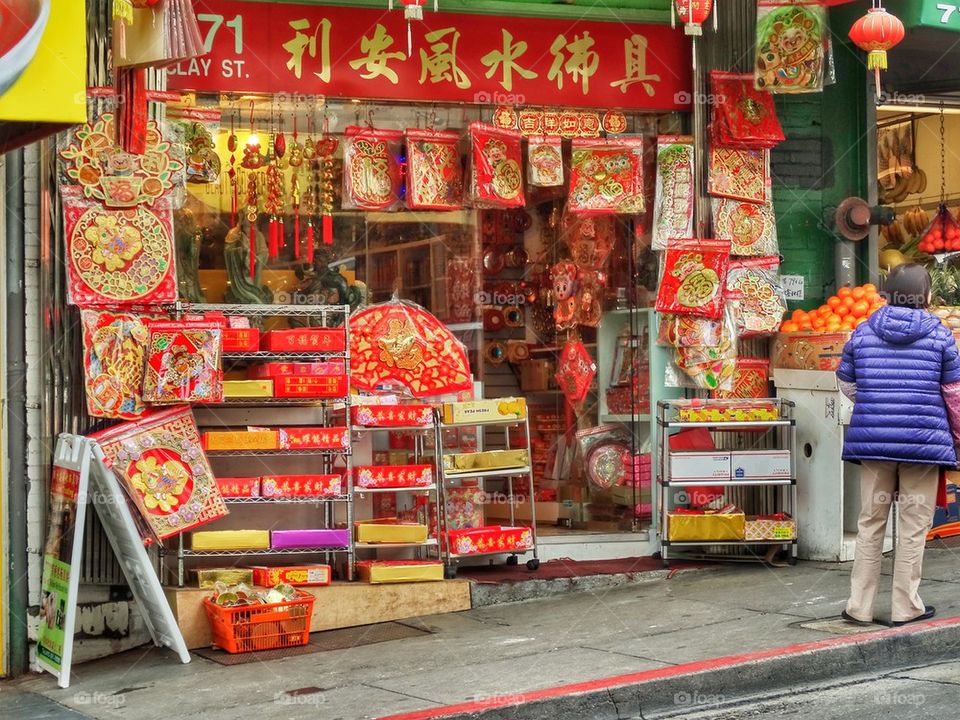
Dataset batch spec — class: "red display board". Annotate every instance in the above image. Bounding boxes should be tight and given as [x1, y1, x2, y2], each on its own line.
[170, 2, 691, 111]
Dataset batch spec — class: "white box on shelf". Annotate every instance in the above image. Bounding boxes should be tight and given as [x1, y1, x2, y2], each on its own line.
[730, 450, 791, 480]
[669, 452, 730, 482]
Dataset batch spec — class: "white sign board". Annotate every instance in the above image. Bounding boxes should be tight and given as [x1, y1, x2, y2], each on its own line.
[89, 444, 190, 666]
[781, 275, 805, 301]
[36, 435, 93, 688]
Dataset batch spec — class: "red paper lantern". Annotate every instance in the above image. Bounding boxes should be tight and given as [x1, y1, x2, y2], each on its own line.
[848, 1, 905, 89]
[673, 0, 715, 36]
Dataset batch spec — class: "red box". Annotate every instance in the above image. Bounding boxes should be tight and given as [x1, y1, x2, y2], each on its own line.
[354, 464, 434, 489]
[260, 474, 343, 497]
[222, 328, 261, 352]
[280, 427, 349, 450]
[352, 404, 435, 428]
[215, 477, 261, 498]
[274, 375, 348, 398]
[249, 564, 332, 587]
[248, 361, 345, 379]
[447, 525, 534, 556]
[261, 329, 346, 353]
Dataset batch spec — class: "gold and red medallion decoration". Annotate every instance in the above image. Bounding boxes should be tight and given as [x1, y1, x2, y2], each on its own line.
[656, 238, 732, 319]
[711, 197, 779, 256]
[709, 71, 784, 149]
[555, 339, 597, 405]
[350, 300, 473, 397]
[492, 108, 602, 139]
[63, 187, 177, 306]
[59, 112, 183, 208]
[470, 122, 524, 208]
[92, 406, 228, 540]
[602, 111, 628, 134]
[527, 139, 564, 188]
[406, 129, 463, 210]
[713, 358, 770, 400]
[81, 310, 154, 420]
[342, 126, 403, 211]
[568, 138, 645, 214]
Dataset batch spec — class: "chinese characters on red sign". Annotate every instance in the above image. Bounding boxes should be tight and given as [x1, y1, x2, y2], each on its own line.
[169, 2, 691, 110]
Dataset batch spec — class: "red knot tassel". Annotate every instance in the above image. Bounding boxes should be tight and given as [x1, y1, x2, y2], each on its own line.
[306, 222, 315, 265]
[323, 214, 333, 245]
[248, 221, 256, 279]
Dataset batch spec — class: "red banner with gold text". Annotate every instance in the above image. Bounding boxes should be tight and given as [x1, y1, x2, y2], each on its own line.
[168, 1, 691, 111]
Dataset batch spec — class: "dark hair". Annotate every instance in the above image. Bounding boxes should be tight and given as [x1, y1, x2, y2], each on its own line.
[882, 263, 931, 309]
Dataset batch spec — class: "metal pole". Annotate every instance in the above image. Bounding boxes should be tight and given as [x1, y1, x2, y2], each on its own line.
[5, 147, 28, 675]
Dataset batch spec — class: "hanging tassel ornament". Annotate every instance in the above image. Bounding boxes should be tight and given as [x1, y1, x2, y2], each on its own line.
[288, 113, 304, 260]
[391, 0, 437, 55]
[317, 120, 339, 247]
[245, 172, 259, 280]
[264, 144, 284, 259]
[227, 116, 239, 227]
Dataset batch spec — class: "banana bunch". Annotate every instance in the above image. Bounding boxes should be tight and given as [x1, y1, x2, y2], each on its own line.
[880, 218, 907, 246]
[902, 206, 930, 237]
[879, 168, 927, 205]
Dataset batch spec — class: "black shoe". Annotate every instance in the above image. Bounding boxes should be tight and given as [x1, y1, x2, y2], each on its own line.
[841, 610, 872, 626]
[891, 605, 936, 627]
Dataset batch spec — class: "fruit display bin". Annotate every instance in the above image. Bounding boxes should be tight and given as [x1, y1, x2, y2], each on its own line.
[202, 591, 315, 653]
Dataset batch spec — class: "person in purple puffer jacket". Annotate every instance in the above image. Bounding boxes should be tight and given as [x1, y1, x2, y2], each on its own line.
[837, 263, 960, 626]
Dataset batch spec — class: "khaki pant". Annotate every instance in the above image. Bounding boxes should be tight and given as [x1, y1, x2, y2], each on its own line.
[846, 461, 938, 623]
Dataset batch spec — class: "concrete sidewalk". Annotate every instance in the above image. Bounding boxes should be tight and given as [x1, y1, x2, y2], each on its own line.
[4, 546, 960, 720]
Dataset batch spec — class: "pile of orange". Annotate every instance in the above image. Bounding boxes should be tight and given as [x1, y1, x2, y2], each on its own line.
[779, 284, 885, 333]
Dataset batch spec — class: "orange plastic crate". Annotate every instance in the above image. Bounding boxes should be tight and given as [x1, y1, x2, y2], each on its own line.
[202, 591, 315, 653]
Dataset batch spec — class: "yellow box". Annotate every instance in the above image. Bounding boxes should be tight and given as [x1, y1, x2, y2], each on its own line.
[191, 530, 270, 551]
[444, 449, 529, 474]
[356, 561, 444, 584]
[441, 397, 527, 425]
[193, 568, 254, 589]
[203, 431, 280, 451]
[355, 521, 429, 544]
[222, 380, 274, 398]
[667, 512, 745, 542]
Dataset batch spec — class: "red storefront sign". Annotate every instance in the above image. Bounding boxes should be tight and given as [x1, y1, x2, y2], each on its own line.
[169, 1, 691, 111]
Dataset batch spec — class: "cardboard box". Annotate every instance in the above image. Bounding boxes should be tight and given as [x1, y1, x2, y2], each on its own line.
[215, 477, 261, 498]
[676, 402, 779, 423]
[771, 331, 852, 372]
[352, 404, 435, 427]
[280, 427, 349, 450]
[261, 475, 343, 497]
[248, 361, 345, 379]
[191, 530, 270, 551]
[354, 464, 434, 489]
[667, 511, 745, 542]
[669, 451, 731, 482]
[441, 397, 527, 425]
[261, 329, 346, 353]
[744, 514, 797, 541]
[484, 500, 568, 524]
[270, 528, 351, 549]
[730, 450, 791, 480]
[611, 484, 652, 507]
[222, 328, 261, 352]
[203, 431, 280, 451]
[356, 560, 444, 584]
[520, 360, 554, 392]
[273, 375, 348, 398]
[249, 564, 331, 587]
[355, 519, 429, 544]
[222, 380, 274, 398]
[193, 568, 254, 589]
[444, 449, 529, 474]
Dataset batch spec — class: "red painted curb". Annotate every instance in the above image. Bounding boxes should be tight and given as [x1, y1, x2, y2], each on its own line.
[378, 615, 960, 720]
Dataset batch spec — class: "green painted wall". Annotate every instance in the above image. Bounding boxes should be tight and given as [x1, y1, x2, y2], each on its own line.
[772, 38, 868, 308]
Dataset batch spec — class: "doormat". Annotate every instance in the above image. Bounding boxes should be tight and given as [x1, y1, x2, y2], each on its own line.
[796, 616, 888, 635]
[192, 621, 431, 666]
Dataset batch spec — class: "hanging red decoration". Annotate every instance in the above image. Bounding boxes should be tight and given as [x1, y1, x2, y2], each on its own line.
[672, 0, 715, 36]
[848, 1, 905, 91]
[390, 0, 438, 54]
[555, 340, 597, 406]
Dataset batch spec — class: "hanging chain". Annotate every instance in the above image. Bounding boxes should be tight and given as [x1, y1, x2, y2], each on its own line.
[941, 101, 947, 203]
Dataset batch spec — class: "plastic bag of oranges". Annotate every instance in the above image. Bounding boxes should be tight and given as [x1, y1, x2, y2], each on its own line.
[779, 284, 884, 334]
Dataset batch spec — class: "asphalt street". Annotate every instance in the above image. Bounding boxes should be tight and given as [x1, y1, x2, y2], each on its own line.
[647, 660, 960, 719]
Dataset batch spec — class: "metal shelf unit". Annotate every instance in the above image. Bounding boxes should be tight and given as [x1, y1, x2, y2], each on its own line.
[165, 302, 354, 585]
[656, 399, 798, 566]
[435, 409, 539, 578]
[349, 416, 442, 570]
